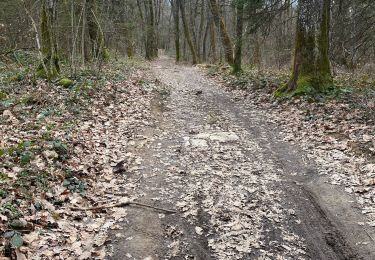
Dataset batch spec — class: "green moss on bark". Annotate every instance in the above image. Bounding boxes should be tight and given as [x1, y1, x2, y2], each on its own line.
[39, 1, 60, 80]
[276, 0, 333, 98]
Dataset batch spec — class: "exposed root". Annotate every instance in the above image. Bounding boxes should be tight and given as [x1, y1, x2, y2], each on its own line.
[70, 199, 177, 214]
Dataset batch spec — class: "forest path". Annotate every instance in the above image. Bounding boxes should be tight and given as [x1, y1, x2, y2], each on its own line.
[108, 57, 375, 260]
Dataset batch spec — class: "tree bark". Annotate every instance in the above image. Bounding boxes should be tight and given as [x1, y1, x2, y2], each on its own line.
[285, 0, 333, 94]
[202, 17, 210, 61]
[198, 0, 205, 59]
[40, 0, 60, 79]
[178, 0, 198, 64]
[209, 15, 217, 63]
[145, 0, 158, 60]
[21, 0, 49, 78]
[233, 1, 244, 73]
[208, 0, 234, 66]
[171, 0, 181, 62]
[86, 0, 104, 60]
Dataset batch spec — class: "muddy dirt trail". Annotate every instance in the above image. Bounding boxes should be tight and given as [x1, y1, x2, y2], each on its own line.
[107, 57, 375, 260]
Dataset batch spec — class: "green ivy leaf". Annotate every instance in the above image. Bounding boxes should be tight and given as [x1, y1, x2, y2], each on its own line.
[20, 151, 33, 165]
[10, 233, 23, 248]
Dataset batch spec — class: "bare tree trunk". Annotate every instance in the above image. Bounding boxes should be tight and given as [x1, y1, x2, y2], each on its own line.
[208, 0, 234, 66]
[202, 17, 210, 62]
[171, 0, 181, 62]
[233, 1, 244, 73]
[209, 15, 217, 63]
[145, 0, 158, 60]
[198, 0, 205, 59]
[81, 0, 87, 65]
[190, 0, 199, 57]
[178, 0, 198, 64]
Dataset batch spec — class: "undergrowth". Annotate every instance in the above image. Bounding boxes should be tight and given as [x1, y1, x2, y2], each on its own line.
[0, 50, 146, 230]
[205, 64, 375, 106]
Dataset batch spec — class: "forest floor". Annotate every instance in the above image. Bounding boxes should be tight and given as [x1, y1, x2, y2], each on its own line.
[1, 55, 375, 259]
[108, 57, 375, 260]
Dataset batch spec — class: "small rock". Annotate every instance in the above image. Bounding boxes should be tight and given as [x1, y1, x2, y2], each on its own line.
[43, 150, 59, 159]
[190, 139, 208, 147]
[3, 110, 19, 124]
[115, 233, 125, 238]
[195, 226, 203, 235]
[209, 132, 239, 142]
[9, 219, 28, 230]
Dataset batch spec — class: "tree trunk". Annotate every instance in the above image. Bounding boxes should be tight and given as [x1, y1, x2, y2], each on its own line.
[252, 34, 261, 67]
[233, 1, 244, 73]
[285, 0, 333, 95]
[171, 0, 181, 62]
[178, 0, 198, 64]
[145, 0, 158, 60]
[208, 0, 234, 66]
[40, 0, 60, 79]
[86, 0, 104, 60]
[190, 0, 199, 58]
[209, 16, 217, 63]
[198, 0, 205, 59]
[202, 18, 210, 61]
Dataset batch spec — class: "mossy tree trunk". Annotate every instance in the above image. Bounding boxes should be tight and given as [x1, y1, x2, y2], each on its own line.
[233, 0, 244, 73]
[86, 0, 104, 60]
[125, 25, 136, 59]
[126, 40, 135, 59]
[208, 0, 234, 66]
[178, 0, 198, 64]
[40, 0, 60, 79]
[115, 0, 136, 59]
[123, 21, 136, 59]
[285, 0, 333, 95]
[252, 35, 261, 67]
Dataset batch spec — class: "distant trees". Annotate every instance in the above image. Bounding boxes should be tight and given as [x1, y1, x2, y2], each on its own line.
[1, 0, 374, 84]
[331, 0, 375, 70]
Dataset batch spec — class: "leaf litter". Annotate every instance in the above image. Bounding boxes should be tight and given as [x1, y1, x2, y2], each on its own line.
[144, 61, 307, 259]
[0, 62, 159, 259]
[207, 67, 375, 231]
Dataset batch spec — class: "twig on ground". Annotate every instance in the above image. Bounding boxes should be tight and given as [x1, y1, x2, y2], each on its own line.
[133, 175, 143, 184]
[365, 229, 375, 244]
[104, 191, 129, 196]
[70, 199, 177, 214]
